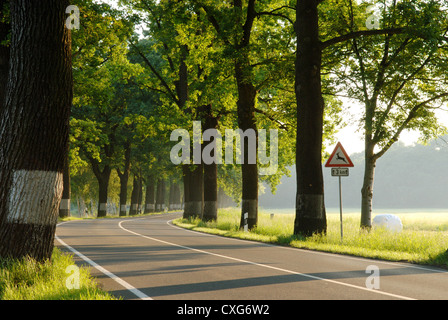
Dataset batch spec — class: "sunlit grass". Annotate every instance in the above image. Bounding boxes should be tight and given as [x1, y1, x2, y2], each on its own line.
[0, 248, 118, 300]
[173, 208, 448, 268]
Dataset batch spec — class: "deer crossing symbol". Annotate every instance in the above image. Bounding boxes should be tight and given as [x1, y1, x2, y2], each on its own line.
[336, 152, 347, 163]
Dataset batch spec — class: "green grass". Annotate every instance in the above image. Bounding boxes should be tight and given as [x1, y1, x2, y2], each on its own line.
[0, 247, 118, 300]
[173, 208, 448, 268]
[0, 210, 172, 300]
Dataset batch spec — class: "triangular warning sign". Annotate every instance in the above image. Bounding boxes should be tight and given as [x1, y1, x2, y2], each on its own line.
[325, 142, 354, 167]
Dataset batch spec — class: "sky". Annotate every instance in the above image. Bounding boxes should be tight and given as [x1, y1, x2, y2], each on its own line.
[334, 104, 448, 155]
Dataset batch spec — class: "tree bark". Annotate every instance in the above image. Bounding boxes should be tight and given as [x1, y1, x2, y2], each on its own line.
[117, 141, 131, 216]
[182, 164, 191, 218]
[0, 0, 72, 261]
[360, 141, 376, 229]
[0, 0, 10, 112]
[59, 153, 71, 218]
[144, 175, 155, 214]
[155, 178, 165, 212]
[203, 161, 218, 222]
[294, 0, 327, 236]
[233, 0, 259, 230]
[174, 182, 181, 210]
[183, 164, 203, 219]
[97, 166, 111, 217]
[202, 107, 218, 222]
[130, 174, 142, 215]
[235, 58, 258, 230]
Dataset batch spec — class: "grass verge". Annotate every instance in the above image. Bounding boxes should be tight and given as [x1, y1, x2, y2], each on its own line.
[0, 211, 172, 300]
[172, 208, 448, 268]
[0, 247, 118, 300]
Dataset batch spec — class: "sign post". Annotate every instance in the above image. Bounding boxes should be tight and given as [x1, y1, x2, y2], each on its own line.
[325, 142, 354, 241]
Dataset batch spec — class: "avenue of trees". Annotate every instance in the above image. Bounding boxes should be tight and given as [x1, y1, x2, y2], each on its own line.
[0, 0, 448, 260]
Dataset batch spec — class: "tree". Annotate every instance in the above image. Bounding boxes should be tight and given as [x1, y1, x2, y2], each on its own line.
[293, 0, 412, 236]
[0, 0, 72, 261]
[196, 0, 297, 229]
[335, 0, 448, 228]
[70, 1, 141, 217]
[294, 0, 328, 236]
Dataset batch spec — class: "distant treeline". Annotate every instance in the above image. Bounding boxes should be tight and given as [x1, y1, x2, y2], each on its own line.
[259, 137, 448, 210]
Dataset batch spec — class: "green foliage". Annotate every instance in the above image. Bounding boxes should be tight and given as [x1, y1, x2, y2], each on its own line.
[332, 0, 448, 155]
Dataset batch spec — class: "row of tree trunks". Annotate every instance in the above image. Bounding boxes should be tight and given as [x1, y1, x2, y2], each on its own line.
[169, 181, 182, 211]
[182, 107, 219, 221]
[144, 176, 156, 213]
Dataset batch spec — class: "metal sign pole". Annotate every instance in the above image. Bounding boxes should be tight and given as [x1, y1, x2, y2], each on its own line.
[325, 142, 353, 242]
[338, 175, 343, 241]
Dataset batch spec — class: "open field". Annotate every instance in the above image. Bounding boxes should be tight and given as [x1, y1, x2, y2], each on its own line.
[173, 208, 448, 268]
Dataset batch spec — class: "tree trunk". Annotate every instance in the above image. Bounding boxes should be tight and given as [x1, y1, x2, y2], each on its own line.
[203, 161, 218, 222]
[118, 171, 129, 216]
[169, 180, 181, 211]
[168, 180, 174, 210]
[361, 141, 376, 229]
[182, 164, 191, 218]
[191, 164, 204, 218]
[117, 141, 131, 216]
[294, 0, 327, 236]
[130, 174, 142, 215]
[235, 60, 258, 230]
[59, 153, 71, 218]
[0, 0, 72, 261]
[144, 176, 155, 214]
[174, 182, 181, 210]
[155, 178, 165, 212]
[97, 166, 111, 218]
[202, 107, 218, 222]
[183, 164, 203, 219]
[0, 0, 10, 112]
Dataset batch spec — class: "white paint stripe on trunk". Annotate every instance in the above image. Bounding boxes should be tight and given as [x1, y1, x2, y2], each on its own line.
[55, 227, 152, 300]
[8, 170, 63, 225]
[60, 199, 70, 210]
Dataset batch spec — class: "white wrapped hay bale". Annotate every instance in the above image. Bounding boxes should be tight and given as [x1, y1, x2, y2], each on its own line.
[372, 214, 403, 233]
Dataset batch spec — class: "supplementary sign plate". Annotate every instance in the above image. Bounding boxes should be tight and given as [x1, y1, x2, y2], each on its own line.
[331, 168, 349, 176]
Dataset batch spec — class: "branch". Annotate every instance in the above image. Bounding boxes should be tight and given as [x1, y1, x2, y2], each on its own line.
[129, 41, 179, 106]
[374, 92, 448, 160]
[373, 49, 433, 143]
[254, 107, 288, 130]
[238, 0, 257, 49]
[256, 5, 295, 26]
[320, 28, 403, 49]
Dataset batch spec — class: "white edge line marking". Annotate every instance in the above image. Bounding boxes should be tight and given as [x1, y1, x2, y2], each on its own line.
[168, 218, 448, 275]
[55, 222, 152, 301]
[118, 218, 415, 300]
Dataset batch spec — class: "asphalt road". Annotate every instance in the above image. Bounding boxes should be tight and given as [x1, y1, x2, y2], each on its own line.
[55, 212, 448, 300]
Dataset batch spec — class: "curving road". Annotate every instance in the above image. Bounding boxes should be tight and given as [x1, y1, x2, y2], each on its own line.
[55, 212, 448, 300]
